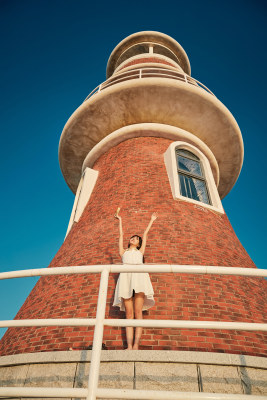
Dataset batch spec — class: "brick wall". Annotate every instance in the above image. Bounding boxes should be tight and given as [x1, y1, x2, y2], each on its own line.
[1, 137, 266, 356]
[117, 57, 177, 71]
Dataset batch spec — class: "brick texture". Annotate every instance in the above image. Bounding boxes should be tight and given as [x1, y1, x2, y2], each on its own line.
[117, 57, 177, 71]
[0, 137, 266, 356]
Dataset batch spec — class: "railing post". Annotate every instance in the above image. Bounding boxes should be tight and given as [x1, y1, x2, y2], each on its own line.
[86, 267, 109, 400]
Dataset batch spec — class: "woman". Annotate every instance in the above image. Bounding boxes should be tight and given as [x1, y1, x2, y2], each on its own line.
[113, 209, 158, 349]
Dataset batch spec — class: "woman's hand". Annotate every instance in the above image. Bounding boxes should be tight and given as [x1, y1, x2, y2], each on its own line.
[114, 207, 121, 219]
[151, 212, 158, 221]
[140, 212, 158, 254]
[115, 207, 124, 256]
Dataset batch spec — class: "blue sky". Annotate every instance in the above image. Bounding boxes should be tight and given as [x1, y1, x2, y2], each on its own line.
[0, 0, 266, 339]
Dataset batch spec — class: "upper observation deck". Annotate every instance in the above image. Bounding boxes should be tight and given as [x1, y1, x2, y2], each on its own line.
[58, 32, 243, 199]
[106, 31, 191, 77]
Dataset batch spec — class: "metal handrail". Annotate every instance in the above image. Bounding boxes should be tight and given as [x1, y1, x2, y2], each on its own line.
[0, 387, 265, 399]
[1, 264, 266, 280]
[83, 67, 215, 102]
[1, 318, 267, 331]
[0, 264, 266, 400]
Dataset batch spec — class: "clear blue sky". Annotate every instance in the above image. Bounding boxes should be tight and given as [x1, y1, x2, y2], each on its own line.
[0, 0, 266, 339]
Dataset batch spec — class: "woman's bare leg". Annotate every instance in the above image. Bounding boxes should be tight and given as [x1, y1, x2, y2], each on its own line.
[123, 297, 134, 349]
[133, 293, 145, 350]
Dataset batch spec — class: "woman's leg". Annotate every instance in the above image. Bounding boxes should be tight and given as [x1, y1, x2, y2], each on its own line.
[123, 297, 134, 350]
[133, 292, 145, 350]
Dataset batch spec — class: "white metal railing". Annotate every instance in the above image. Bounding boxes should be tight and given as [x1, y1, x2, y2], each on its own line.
[83, 67, 215, 102]
[0, 264, 266, 400]
[0, 387, 266, 400]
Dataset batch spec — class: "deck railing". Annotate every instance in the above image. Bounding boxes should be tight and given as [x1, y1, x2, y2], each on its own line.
[83, 67, 215, 102]
[0, 264, 266, 400]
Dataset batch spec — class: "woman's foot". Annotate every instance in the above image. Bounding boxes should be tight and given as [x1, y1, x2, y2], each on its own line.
[133, 343, 139, 350]
[125, 346, 133, 350]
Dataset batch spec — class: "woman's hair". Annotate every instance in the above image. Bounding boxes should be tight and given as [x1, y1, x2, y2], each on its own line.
[128, 235, 142, 250]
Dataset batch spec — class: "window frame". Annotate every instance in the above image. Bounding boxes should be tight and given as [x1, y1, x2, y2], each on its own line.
[164, 141, 224, 214]
[176, 148, 211, 205]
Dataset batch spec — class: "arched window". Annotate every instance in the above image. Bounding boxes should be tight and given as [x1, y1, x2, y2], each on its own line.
[164, 141, 224, 214]
[176, 149, 210, 205]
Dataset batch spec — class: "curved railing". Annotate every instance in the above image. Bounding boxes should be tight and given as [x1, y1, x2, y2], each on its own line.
[84, 67, 215, 102]
[0, 264, 266, 399]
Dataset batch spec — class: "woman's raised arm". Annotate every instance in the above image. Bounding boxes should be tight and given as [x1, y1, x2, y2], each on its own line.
[115, 208, 125, 257]
[139, 212, 158, 255]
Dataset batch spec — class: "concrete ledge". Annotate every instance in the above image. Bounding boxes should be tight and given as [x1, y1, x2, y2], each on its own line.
[0, 350, 266, 369]
[1, 351, 266, 397]
[59, 78, 243, 196]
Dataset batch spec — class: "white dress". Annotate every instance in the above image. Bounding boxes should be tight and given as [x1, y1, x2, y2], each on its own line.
[113, 249, 155, 311]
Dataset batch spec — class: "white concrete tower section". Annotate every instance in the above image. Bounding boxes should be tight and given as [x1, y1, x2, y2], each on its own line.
[59, 31, 243, 206]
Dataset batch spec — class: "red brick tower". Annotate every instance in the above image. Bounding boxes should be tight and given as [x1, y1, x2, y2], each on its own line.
[1, 31, 266, 357]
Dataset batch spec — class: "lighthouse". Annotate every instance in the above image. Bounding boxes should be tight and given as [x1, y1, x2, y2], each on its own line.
[0, 31, 266, 396]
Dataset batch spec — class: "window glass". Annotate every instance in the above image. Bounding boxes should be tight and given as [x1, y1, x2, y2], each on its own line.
[176, 148, 210, 205]
[177, 149, 199, 160]
[153, 44, 179, 64]
[178, 155, 203, 177]
[116, 43, 150, 69]
[179, 174, 210, 204]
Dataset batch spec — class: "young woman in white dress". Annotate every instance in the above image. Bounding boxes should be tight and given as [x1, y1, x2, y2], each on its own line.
[113, 210, 158, 349]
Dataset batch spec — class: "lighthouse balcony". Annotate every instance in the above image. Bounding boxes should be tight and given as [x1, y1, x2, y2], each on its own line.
[59, 60, 243, 196]
[84, 66, 214, 102]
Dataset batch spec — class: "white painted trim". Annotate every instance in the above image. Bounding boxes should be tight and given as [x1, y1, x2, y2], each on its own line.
[164, 142, 224, 214]
[74, 168, 98, 222]
[65, 174, 84, 237]
[65, 167, 98, 237]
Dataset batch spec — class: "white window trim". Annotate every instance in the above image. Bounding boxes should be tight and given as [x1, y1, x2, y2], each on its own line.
[65, 167, 98, 238]
[164, 141, 224, 214]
